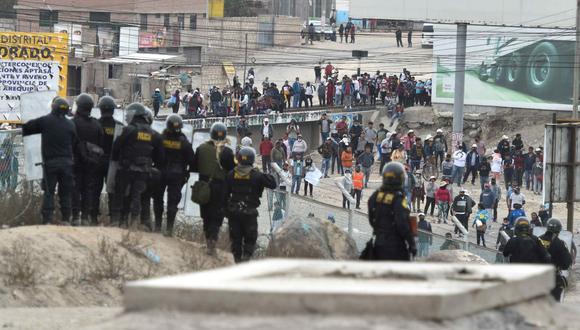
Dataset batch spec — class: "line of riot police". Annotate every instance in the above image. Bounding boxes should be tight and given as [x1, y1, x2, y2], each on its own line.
[23, 95, 276, 263]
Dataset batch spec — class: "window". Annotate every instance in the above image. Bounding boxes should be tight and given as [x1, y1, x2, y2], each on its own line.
[108, 64, 122, 79]
[189, 14, 197, 30]
[39, 10, 58, 27]
[89, 12, 111, 28]
[178, 14, 184, 30]
[164, 14, 170, 28]
[140, 14, 147, 30]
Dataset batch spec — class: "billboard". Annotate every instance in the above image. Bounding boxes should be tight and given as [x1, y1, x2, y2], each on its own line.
[432, 24, 575, 111]
[349, 0, 575, 28]
[0, 32, 68, 115]
[139, 31, 167, 48]
[54, 23, 83, 57]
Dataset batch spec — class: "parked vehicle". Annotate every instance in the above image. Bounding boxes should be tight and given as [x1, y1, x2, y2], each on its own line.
[421, 24, 434, 48]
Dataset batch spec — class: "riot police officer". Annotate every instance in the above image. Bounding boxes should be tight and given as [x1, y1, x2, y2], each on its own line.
[539, 218, 572, 302]
[72, 93, 104, 226]
[22, 97, 76, 225]
[192, 122, 235, 255]
[153, 114, 195, 235]
[93, 96, 124, 224]
[110, 103, 164, 229]
[503, 217, 550, 264]
[225, 147, 276, 263]
[367, 162, 417, 260]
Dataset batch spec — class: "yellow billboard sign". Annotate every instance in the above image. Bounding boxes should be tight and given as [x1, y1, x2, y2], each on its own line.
[0, 32, 68, 114]
[209, 0, 224, 18]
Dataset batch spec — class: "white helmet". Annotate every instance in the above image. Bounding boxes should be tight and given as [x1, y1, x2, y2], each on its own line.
[436, 129, 443, 133]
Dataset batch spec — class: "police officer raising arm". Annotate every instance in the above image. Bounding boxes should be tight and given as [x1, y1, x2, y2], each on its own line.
[22, 97, 77, 225]
[110, 103, 164, 229]
[367, 162, 417, 260]
[153, 115, 195, 236]
[539, 219, 573, 302]
[71, 94, 104, 226]
[225, 147, 277, 263]
[192, 122, 235, 256]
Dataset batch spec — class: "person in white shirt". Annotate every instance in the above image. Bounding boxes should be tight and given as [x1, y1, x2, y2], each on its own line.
[261, 118, 273, 139]
[508, 186, 526, 210]
[452, 146, 467, 187]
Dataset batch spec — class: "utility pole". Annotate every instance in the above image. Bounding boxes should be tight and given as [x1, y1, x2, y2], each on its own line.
[321, 0, 327, 26]
[243, 33, 248, 83]
[573, 0, 580, 119]
[452, 23, 467, 150]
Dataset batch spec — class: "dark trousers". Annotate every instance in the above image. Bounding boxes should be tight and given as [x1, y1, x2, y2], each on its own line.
[455, 213, 468, 234]
[153, 103, 160, 117]
[318, 95, 325, 106]
[373, 236, 410, 261]
[111, 170, 148, 221]
[262, 155, 271, 173]
[353, 189, 362, 208]
[72, 166, 98, 221]
[424, 197, 435, 216]
[342, 192, 351, 208]
[396, 37, 403, 47]
[515, 168, 524, 187]
[380, 154, 390, 173]
[200, 180, 226, 242]
[153, 174, 185, 231]
[303, 180, 313, 196]
[331, 154, 342, 174]
[463, 166, 478, 184]
[476, 230, 486, 246]
[42, 165, 73, 223]
[228, 214, 258, 263]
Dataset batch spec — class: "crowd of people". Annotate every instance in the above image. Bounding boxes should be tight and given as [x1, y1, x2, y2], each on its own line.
[152, 66, 431, 119]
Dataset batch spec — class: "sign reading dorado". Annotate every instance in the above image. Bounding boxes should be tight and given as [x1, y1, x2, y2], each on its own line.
[0, 32, 68, 113]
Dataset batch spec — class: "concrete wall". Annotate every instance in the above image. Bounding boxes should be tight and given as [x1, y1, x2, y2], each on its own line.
[0, 18, 15, 31]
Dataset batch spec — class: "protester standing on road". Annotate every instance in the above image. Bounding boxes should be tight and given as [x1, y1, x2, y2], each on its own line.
[423, 176, 437, 217]
[463, 144, 480, 185]
[478, 156, 491, 189]
[152, 88, 163, 118]
[357, 145, 374, 188]
[259, 137, 274, 173]
[451, 146, 466, 187]
[417, 213, 432, 257]
[171, 90, 180, 114]
[451, 188, 471, 237]
[318, 113, 333, 142]
[22, 98, 76, 225]
[407, 29, 413, 47]
[472, 203, 490, 247]
[318, 137, 333, 178]
[339, 24, 344, 43]
[395, 28, 403, 47]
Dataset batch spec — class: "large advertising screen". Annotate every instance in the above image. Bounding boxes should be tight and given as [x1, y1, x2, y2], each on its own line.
[432, 24, 575, 111]
[0, 32, 68, 114]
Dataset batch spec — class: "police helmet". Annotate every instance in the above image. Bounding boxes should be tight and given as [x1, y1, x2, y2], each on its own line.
[144, 108, 154, 125]
[381, 162, 406, 191]
[210, 122, 227, 141]
[546, 218, 563, 235]
[514, 217, 531, 236]
[166, 114, 183, 133]
[237, 146, 255, 166]
[126, 102, 147, 124]
[51, 97, 70, 115]
[98, 96, 116, 117]
[75, 93, 94, 116]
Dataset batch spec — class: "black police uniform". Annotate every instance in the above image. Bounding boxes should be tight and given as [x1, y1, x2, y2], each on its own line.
[503, 233, 550, 264]
[110, 117, 164, 225]
[93, 114, 124, 221]
[539, 232, 572, 301]
[153, 130, 195, 232]
[193, 141, 235, 244]
[368, 190, 416, 260]
[22, 108, 77, 224]
[72, 113, 104, 224]
[225, 165, 276, 262]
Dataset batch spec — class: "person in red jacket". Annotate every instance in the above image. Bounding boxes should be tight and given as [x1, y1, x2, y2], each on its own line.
[326, 80, 335, 106]
[260, 136, 274, 173]
[513, 149, 525, 188]
[435, 180, 452, 224]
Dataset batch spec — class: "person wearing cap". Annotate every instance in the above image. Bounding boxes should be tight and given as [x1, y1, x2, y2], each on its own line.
[409, 137, 424, 172]
[497, 135, 511, 160]
[286, 119, 300, 150]
[423, 135, 435, 163]
[417, 213, 433, 257]
[318, 113, 333, 142]
[435, 180, 452, 224]
[261, 118, 273, 140]
[152, 88, 164, 118]
[402, 129, 415, 152]
[451, 188, 473, 237]
[318, 137, 334, 178]
[433, 129, 447, 169]
[424, 176, 437, 216]
[462, 144, 480, 185]
[451, 145, 467, 187]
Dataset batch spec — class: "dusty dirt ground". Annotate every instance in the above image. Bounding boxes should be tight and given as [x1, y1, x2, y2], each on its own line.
[0, 226, 232, 309]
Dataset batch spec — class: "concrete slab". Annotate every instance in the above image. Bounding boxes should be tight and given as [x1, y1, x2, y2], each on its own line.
[124, 259, 554, 320]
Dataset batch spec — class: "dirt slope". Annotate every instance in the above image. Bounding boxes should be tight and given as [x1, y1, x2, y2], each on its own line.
[0, 226, 233, 308]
